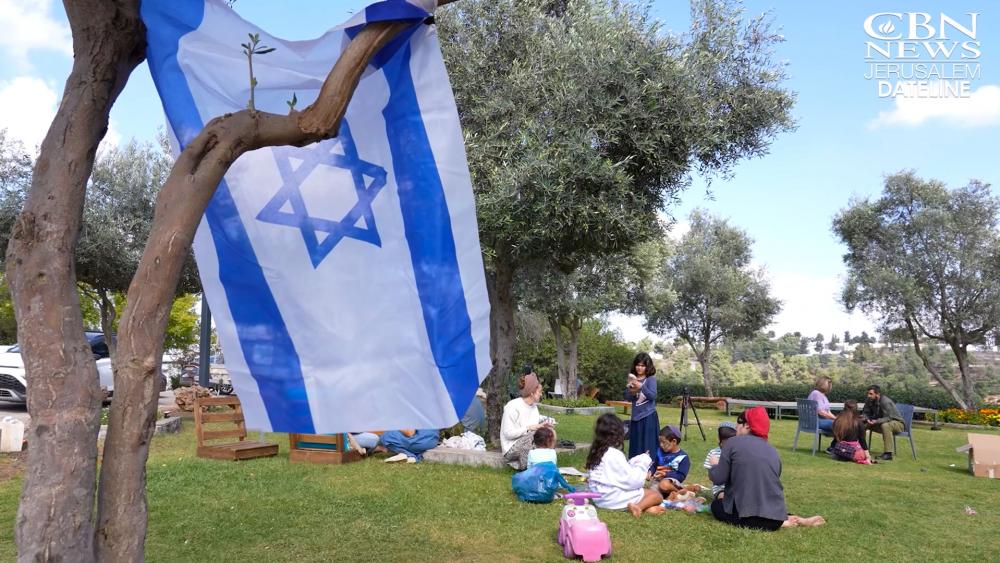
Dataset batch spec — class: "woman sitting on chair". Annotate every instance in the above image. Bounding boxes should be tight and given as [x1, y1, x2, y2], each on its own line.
[807, 376, 836, 434]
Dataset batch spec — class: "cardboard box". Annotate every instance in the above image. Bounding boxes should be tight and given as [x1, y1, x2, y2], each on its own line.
[956, 433, 1000, 479]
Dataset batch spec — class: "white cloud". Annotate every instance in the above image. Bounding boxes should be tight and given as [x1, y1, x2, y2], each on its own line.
[0, 0, 72, 68]
[869, 83, 1000, 128]
[0, 76, 58, 150]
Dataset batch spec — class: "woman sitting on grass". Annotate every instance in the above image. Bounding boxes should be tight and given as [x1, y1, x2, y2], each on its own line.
[830, 399, 873, 464]
[500, 368, 552, 470]
[708, 407, 825, 530]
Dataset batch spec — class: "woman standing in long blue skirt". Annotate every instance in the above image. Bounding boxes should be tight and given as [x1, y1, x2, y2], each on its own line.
[625, 352, 659, 468]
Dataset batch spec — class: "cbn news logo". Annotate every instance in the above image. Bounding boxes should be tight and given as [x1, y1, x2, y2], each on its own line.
[863, 12, 982, 98]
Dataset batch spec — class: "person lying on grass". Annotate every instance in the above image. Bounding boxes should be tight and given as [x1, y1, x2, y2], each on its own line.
[708, 407, 825, 531]
[585, 413, 662, 512]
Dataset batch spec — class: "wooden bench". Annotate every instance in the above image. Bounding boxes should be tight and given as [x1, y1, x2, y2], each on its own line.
[674, 396, 729, 411]
[288, 433, 363, 465]
[194, 395, 278, 461]
[605, 400, 631, 415]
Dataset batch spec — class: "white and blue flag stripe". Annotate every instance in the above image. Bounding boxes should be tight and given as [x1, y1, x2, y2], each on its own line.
[142, 0, 491, 433]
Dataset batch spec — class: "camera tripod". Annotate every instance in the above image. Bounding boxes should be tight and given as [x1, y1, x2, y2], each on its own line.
[679, 388, 706, 441]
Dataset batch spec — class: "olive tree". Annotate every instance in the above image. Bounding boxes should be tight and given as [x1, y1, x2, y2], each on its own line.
[834, 171, 1000, 410]
[519, 239, 666, 398]
[0, 139, 201, 359]
[438, 0, 795, 440]
[641, 210, 781, 396]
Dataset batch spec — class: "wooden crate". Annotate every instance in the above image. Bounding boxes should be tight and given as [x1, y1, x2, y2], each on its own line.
[288, 433, 362, 465]
[194, 395, 278, 461]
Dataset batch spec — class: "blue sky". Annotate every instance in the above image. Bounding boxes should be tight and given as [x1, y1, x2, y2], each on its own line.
[1, 0, 997, 342]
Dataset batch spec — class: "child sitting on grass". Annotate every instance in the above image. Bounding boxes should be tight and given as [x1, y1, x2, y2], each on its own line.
[652, 425, 690, 497]
[527, 426, 558, 468]
[623, 424, 698, 518]
[585, 413, 662, 513]
[703, 423, 737, 499]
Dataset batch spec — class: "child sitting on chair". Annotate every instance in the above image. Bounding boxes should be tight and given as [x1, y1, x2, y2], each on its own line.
[527, 426, 558, 468]
[703, 423, 737, 499]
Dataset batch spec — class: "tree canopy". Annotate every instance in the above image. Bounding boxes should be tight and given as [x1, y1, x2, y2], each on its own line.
[0, 138, 201, 356]
[438, 0, 795, 438]
[642, 210, 781, 396]
[834, 170, 1000, 409]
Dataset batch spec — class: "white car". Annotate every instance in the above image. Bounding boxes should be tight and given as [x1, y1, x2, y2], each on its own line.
[0, 331, 115, 404]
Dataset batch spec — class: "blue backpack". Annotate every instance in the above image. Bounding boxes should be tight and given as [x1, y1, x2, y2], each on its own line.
[512, 461, 575, 503]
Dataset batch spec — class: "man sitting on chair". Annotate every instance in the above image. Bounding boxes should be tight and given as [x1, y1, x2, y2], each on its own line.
[861, 385, 904, 461]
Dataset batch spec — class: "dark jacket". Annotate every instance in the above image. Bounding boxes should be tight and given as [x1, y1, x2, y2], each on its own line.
[862, 394, 903, 425]
[708, 434, 787, 522]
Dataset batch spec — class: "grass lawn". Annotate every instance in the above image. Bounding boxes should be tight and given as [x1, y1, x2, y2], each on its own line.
[0, 406, 998, 562]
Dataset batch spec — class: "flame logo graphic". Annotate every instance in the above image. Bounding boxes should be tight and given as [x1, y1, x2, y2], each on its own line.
[877, 21, 895, 35]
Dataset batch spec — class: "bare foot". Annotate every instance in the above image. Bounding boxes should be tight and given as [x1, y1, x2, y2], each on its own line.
[798, 515, 826, 527]
[781, 519, 798, 528]
[627, 503, 643, 519]
[645, 505, 666, 515]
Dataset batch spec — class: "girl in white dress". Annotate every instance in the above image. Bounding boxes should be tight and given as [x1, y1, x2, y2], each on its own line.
[585, 413, 662, 511]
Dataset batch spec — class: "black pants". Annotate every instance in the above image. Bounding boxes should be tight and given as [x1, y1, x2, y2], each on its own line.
[710, 498, 783, 532]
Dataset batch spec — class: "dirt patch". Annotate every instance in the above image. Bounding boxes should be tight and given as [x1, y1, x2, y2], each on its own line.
[0, 451, 26, 482]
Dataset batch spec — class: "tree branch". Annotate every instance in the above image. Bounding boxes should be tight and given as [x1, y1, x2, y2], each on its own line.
[97, 16, 427, 559]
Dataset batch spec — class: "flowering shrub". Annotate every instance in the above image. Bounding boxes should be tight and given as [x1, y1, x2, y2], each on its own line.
[939, 408, 1000, 427]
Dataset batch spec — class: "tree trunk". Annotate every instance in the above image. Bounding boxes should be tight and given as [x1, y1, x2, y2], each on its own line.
[698, 350, 714, 397]
[566, 317, 581, 399]
[5, 2, 145, 561]
[484, 255, 516, 446]
[99, 289, 118, 361]
[93, 20, 413, 561]
[905, 318, 969, 410]
[951, 342, 978, 410]
[548, 315, 567, 397]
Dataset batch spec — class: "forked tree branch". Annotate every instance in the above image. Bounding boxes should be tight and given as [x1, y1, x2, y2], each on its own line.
[97, 12, 446, 559]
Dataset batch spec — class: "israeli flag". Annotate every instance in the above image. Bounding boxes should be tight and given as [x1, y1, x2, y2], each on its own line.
[142, 0, 491, 433]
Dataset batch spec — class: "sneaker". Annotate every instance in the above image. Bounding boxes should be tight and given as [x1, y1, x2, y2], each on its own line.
[879, 452, 893, 461]
[384, 453, 408, 463]
[406, 457, 417, 464]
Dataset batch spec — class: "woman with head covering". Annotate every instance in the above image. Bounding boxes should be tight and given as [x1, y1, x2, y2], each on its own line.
[500, 366, 552, 470]
[707, 407, 825, 530]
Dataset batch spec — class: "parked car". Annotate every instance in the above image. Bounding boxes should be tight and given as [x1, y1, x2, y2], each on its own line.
[0, 331, 165, 404]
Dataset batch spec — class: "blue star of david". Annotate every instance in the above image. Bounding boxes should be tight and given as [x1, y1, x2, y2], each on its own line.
[256, 120, 387, 268]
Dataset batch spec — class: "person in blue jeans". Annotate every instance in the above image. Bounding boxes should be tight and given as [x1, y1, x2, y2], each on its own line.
[380, 429, 440, 463]
[808, 376, 836, 434]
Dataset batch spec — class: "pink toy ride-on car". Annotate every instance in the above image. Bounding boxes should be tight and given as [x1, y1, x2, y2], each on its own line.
[558, 492, 612, 562]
